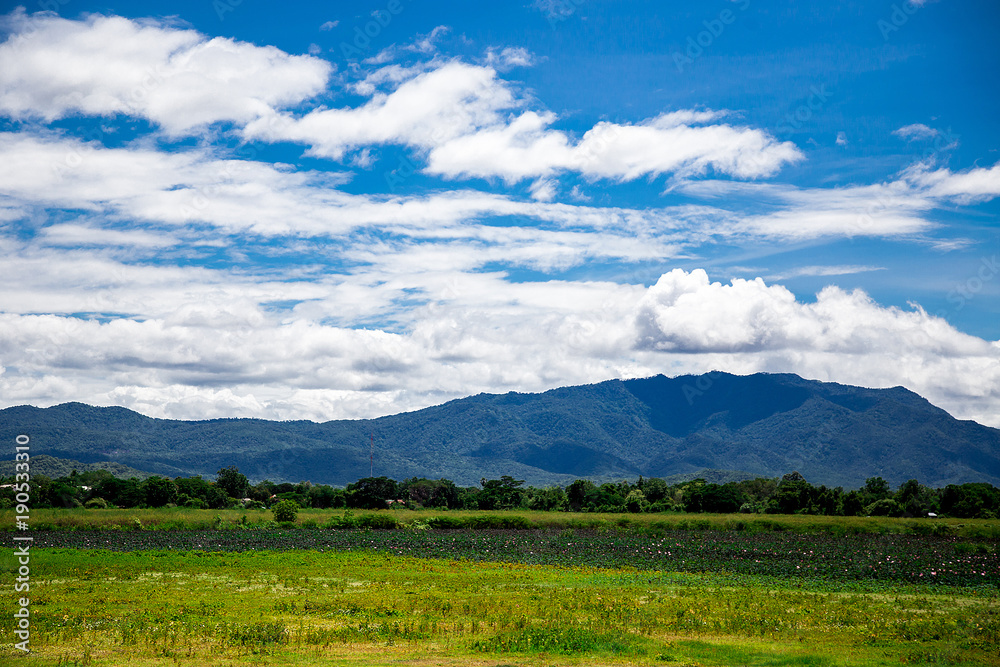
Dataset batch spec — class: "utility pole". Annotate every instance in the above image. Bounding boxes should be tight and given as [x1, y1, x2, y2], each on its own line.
[370, 433, 373, 478]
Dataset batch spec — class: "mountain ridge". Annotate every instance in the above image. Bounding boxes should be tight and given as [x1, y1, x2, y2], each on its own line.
[1, 372, 998, 488]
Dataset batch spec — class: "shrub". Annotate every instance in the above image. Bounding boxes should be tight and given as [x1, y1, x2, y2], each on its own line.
[272, 499, 299, 523]
[355, 514, 398, 530]
[84, 497, 109, 509]
[865, 498, 904, 517]
[426, 515, 466, 529]
[465, 515, 533, 530]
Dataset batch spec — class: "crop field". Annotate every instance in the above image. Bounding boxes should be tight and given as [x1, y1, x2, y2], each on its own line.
[2, 517, 999, 667]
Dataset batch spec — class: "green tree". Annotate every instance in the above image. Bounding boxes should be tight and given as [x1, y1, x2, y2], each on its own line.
[861, 477, 891, 506]
[865, 498, 903, 517]
[94, 476, 144, 508]
[400, 477, 460, 508]
[641, 477, 669, 504]
[685, 482, 745, 513]
[841, 490, 864, 516]
[526, 486, 568, 511]
[272, 499, 299, 523]
[347, 476, 399, 509]
[478, 476, 525, 510]
[768, 477, 816, 515]
[566, 479, 597, 511]
[215, 466, 250, 499]
[940, 483, 1000, 519]
[142, 476, 177, 507]
[307, 485, 344, 509]
[624, 489, 647, 513]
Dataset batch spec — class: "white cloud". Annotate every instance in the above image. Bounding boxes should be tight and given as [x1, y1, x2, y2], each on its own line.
[893, 123, 939, 141]
[486, 46, 534, 68]
[426, 110, 803, 183]
[904, 162, 1000, 203]
[407, 25, 450, 54]
[635, 268, 986, 355]
[243, 59, 802, 183]
[676, 164, 1000, 240]
[244, 61, 515, 159]
[765, 265, 886, 281]
[0, 9, 998, 433]
[529, 178, 557, 201]
[632, 269, 1000, 425]
[0, 267, 997, 427]
[836, 131, 848, 146]
[319, 20, 338, 31]
[38, 223, 177, 248]
[0, 10, 330, 135]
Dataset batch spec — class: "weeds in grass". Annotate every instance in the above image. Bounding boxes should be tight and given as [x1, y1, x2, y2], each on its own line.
[2, 547, 997, 666]
[8, 506, 1000, 539]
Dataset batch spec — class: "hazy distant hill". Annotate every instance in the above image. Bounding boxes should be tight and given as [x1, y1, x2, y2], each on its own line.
[1, 372, 998, 488]
[0, 454, 154, 480]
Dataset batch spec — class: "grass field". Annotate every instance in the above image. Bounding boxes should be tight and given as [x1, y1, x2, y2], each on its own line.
[7, 506, 1000, 539]
[1, 547, 998, 666]
[2, 511, 998, 666]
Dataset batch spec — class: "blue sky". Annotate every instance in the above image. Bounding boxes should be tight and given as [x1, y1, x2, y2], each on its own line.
[0, 0, 998, 425]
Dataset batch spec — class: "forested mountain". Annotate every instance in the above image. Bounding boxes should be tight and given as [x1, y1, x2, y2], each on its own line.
[2, 372, 998, 488]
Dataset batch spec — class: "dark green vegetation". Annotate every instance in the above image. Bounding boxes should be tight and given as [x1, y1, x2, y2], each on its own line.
[6, 464, 1000, 519]
[3, 372, 999, 487]
[25, 525, 1000, 589]
[2, 525, 998, 666]
[0, 453, 152, 480]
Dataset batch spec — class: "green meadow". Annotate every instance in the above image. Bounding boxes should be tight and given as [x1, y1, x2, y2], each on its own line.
[2, 510, 998, 665]
[9, 506, 1000, 538]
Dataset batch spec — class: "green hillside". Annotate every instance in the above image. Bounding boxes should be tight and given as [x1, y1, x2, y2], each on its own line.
[1, 372, 998, 487]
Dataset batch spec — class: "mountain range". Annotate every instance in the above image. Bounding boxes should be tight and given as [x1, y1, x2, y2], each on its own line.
[1, 372, 998, 488]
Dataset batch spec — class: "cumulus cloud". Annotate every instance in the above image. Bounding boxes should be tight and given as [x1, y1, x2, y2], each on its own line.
[0, 12, 799, 184]
[0, 9, 330, 135]
[427, 110, 803, 183]
[244, 60, 802, 183]
[635, 269, 987, 356]
[0, 131, 712, 246]
[0, 267, 997, 427]
[1, 8, 998, 432]
[244, 61, 515, 159]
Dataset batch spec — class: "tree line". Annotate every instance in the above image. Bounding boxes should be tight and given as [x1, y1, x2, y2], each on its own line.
[2, 467, 998, 519]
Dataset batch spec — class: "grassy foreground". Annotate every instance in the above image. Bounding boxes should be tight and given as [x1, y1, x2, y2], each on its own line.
[2, 544, 998, 666]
